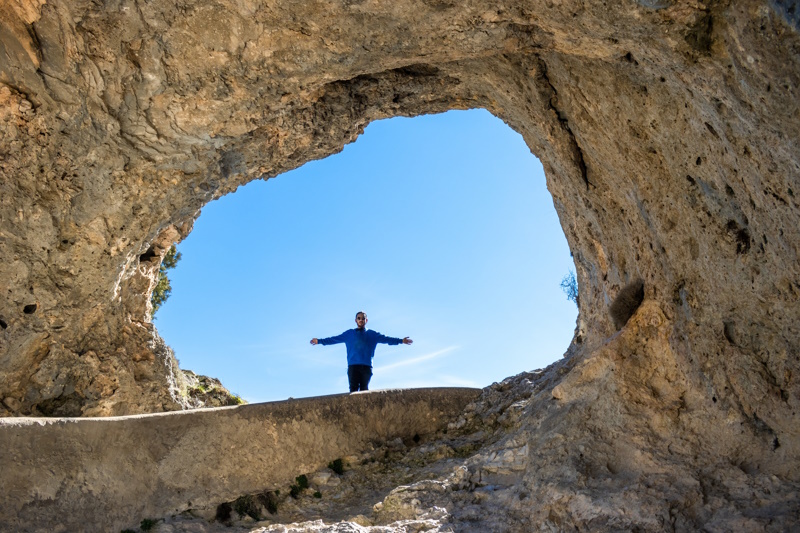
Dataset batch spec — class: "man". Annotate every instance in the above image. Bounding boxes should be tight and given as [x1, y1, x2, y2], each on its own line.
[310, 311, 412, 392]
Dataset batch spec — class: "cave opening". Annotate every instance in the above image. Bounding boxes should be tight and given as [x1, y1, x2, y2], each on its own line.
[155, 109, 578, 402]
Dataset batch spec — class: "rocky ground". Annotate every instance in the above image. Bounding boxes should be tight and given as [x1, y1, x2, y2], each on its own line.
[126, 367, 549, 533]
[179, 369, 246, 409]
[126, 330, 800, 533]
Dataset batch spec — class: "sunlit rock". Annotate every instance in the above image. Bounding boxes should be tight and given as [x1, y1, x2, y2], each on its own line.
[1, 0, 799, 529]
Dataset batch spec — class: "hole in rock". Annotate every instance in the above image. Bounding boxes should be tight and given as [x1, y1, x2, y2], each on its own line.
[723, 320, 736, 345]
[23, 304, 37, 315]
[156, 110, 578, 402]
[215, 502, 232, 524]
[726, 220, 751, 255]
[139, 246, 157, 263]
[0, 318, 7, 329]
[609, 279, 645, 330]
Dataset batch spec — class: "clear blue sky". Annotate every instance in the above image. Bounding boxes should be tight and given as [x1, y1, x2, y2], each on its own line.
[155, 109, 577, 403]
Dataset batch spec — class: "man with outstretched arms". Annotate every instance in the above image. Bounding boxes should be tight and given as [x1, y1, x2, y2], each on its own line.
[311, 311, 412, 392]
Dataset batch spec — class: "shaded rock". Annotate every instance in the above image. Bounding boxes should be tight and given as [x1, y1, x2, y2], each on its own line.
[1, 0, 799, 529]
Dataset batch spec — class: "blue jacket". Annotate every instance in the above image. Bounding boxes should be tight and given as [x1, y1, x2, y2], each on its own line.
[318, 328, 403, 367]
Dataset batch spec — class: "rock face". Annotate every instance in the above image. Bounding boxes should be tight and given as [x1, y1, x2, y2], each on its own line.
[1, 0, 799, 529]
[180, 368, 246, 408]
[164, 366, 800, 531]
[0, 388, 480, 532]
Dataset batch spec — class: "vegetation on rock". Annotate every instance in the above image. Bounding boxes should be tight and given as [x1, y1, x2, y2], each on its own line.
[150, 245, 181, 317]
[257, 490, 280, 515]
[328, 458, 345, 475]
[178, 370, 246, 408]
[233, 494, 260, 520]
[560, 270, 578, 307]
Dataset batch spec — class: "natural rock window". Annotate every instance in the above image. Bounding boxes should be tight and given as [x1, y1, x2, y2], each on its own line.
[1, 0, 799, 529]
[156, 110, 578, 401]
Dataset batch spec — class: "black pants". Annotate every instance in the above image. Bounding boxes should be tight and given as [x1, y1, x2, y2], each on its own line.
[347, 365, 373, 392]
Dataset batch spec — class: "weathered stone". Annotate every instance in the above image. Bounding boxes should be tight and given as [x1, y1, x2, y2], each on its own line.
[180, 368, 245, 408]
[1, 0, 799, 529]
[115, 360, 800, 531]
[0, 387, 480, 532]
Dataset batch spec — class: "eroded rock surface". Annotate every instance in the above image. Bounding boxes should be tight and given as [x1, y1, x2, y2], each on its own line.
[1, 0, 799, 529]
[180, 368, 246, 408]
[0, 388, 480, 532]
[128, 364, 800, 531]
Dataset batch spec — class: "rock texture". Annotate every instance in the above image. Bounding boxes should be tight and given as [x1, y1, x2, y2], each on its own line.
[180, 368, 246, 408]
[0, 388, 480, 532]
[84, 365, 800, 531]
[1, 0, 799, 529]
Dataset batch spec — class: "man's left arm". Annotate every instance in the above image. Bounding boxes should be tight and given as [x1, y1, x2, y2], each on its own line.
[373, 332, 413, 345]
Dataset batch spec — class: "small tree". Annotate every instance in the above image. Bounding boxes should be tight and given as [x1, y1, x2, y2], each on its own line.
[151, 245, 182, 317]
[560, 270, 579, 307]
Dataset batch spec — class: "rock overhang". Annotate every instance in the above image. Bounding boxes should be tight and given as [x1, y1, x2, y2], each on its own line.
[1, 0, 799, 528]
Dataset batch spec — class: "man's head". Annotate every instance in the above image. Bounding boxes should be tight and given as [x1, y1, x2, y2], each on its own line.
[355, 311, 368, 329]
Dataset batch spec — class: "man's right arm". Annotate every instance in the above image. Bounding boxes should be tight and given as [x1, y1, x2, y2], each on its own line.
[311, 331, 348, 346]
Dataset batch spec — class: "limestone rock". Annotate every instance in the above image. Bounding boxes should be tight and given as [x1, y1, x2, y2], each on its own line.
[180, 369, 246, 408]
[1, 0, 800, 529]
[141, 365, 799, 531]
[0, 388, 481, 532]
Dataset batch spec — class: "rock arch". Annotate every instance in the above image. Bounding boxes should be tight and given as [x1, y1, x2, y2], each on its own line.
[1, 0, 799, 526]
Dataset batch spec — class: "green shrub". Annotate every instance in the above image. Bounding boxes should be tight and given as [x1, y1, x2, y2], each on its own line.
[257, 490, 279, 515]
[289, 484, 301, 499]
[234, 494, 260, 520]
[313, 491, 322, 499]
[328, 458, 345, 475]
[140, 518, 158, 531]
[151, 245, 181, 317]
[560, 270, 579, 306]
[295, 474, 309, 489]
[453, 443, 479, 458]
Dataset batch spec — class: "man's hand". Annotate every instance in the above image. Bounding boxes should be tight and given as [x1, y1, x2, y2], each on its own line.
[402, 337, 413, 345]
[310, 338, 318, 345]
